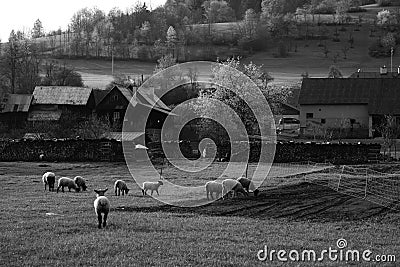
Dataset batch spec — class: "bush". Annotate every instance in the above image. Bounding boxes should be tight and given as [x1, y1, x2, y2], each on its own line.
[348, 7, 368, 13]
[368, 40, 391, 57]
[377, 0, 400, 6]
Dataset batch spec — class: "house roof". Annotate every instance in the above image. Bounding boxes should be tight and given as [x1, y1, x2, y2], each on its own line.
[103, 131, 144, 141]
[32, 86, 92, 105]
[99, 86, 172, 115]
[299, 78, 400, 115]
[92, 88, 110, 106]
[0, 94, 32, 113]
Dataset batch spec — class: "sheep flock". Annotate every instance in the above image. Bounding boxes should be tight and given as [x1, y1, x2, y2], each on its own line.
[41, 170, 261, 229]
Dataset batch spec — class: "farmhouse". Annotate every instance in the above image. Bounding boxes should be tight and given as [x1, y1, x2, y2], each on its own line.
[28, 86, 96, 122]
[95, 85, 172, 142]
[0, 94, 32, 128]
[299, 78, 400, 138]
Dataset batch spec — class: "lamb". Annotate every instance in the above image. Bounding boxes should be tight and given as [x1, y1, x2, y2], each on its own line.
[114, 180, 129, 196]
[221, 178, 248, 199]
[56, 177, 80, 193]
[42, 172, 56, 192]
[142, 180, 164, 196]
[74, 176, 87, 191]
[205, 181, 223, 200]
[237, 177, 260, 197]
[94, 189, 110, 229]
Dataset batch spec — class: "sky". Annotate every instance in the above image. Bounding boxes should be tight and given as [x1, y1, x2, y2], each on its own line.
[0, 0, 166, 41]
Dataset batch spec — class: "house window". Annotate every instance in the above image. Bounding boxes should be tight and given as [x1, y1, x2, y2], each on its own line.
[113, 94, 119, 101]
[306, 113, 314, 119]
[13, 104, 18, 112]
[321, 119, 326, 124]
[113, 111, 120, 122]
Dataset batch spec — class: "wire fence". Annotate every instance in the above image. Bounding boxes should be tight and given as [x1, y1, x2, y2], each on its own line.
[302, 163, 400, 211]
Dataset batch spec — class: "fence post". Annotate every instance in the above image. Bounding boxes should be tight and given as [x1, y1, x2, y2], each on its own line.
[337, 165, 344, 191]
[364, 169, 368, 199]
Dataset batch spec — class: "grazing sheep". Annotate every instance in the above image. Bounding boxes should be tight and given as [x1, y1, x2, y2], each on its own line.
[114, 180, 129, 196]
[237, 177, 260, 197]
[94, 189, 110, 229]
[74, 176, 87, 191]
[56, 177, 80, 193]
[42, 172, 56, 192]
[142, 180, 163, 196]
[205, 181, 223, 200]
[222, 178, 248, 199]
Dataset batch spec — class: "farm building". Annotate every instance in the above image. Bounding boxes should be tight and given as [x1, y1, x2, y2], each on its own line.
[28, 86, 97, 123]
[95, 85, 172, 142]
[299, 78, 400, 138]
[0, 94, 32, 128]
[348, 66, 400, 79]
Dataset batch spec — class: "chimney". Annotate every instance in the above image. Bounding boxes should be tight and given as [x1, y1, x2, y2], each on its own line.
[380, 66, 388, 75]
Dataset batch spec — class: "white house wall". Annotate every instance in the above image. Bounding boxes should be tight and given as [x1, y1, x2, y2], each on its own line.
[300, 104, 369, 129]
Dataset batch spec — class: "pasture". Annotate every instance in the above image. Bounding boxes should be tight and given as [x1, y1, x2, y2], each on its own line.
[0, 161, 398, 266]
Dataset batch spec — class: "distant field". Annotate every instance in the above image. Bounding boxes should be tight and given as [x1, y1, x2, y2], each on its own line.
[0, 161, 398, 266]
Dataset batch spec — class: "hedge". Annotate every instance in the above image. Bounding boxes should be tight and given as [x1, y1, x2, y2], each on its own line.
[0, 139, 380, 165]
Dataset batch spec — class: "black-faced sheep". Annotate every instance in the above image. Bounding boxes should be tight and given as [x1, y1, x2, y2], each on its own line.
[42, 172, 56, 192]
[114, 180, 129, 196]
[94, 189, 110, 229]
[74, 176, 87, 191]
[56, 177, 80, 193]
[237, 177, 260, 196]
[205, 181, 223, 200]
[222, 178, 248, 199]
[142, 180, 163, 196]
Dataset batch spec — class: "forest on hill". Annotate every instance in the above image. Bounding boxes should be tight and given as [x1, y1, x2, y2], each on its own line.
[1, 0, 400, 94]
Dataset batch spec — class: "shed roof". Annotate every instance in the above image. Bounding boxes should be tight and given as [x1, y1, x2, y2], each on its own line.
[299, 78, 400, 115]
[32, 86, 92, 105]
[0, 94, 32, 113]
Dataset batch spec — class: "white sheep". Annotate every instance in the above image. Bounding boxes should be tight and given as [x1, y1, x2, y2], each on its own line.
[142, 180, 164, 196]
[56, 177, 80, 193]
[74, 176, 87, 191]
[94, 189, 110, 229]
[114, 180, 129, 196]
[221, 178, 248, 199]
[42, 172, 56, 192]
[205, 181, 223, 200]
[237, 177, 260, 196]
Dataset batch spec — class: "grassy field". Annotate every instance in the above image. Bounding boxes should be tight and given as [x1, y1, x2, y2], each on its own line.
[0, 161, 398, 266]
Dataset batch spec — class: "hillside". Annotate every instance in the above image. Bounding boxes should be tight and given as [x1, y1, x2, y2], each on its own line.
[25, 4, 399, 88]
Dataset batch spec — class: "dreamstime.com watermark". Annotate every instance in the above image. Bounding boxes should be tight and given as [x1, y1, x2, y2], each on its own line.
[257, 239, 397, 263]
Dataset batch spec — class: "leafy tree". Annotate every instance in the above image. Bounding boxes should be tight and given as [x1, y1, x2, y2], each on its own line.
[202, 0, 236, 23]
[378, 115, 400, 159]
[40, 61, 84, 87]
[328, 65, 343, 78]
[166, 26, 178, 57]
[31, 19, 44, 38]
[241, 9, 259, 40]
[0, 31, 41, 94]
[189, 58, 286, 138]
[140, 21, 152, 44]
[154, 54, 177, 74]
